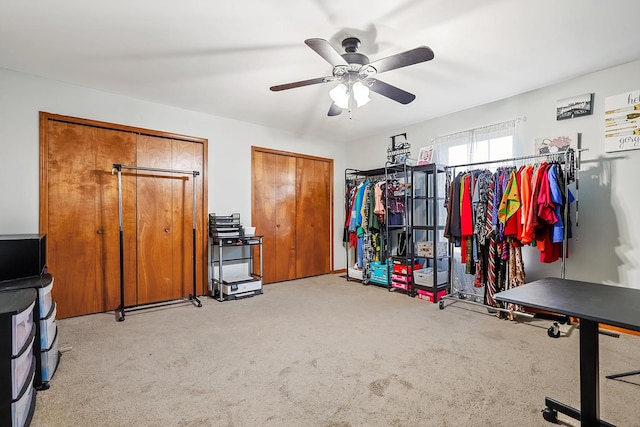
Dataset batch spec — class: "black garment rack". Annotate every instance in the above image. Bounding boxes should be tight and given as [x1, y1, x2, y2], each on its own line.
[344, 167, 398, 285]
[112, 164, 202, 322]
[438, 149, 585, 322]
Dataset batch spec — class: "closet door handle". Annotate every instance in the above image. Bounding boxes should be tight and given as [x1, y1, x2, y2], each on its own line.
[96, 229, 103, 235]
[164, 228, 170, 233]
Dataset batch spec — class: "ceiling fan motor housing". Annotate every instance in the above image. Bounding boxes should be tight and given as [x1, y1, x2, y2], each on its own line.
[341, 37, 370, 66]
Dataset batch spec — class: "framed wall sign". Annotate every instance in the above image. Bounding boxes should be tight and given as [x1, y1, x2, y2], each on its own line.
[604, 89, 640, 153]
[535, 133, 579, 155]
[417, 145, 434, 165]
[556, 93, 593, 120]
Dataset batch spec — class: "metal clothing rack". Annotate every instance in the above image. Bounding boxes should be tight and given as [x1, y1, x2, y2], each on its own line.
[344, 167, 393, 284]
[112, 164, 202, 322]
[438, 149, 585, 322]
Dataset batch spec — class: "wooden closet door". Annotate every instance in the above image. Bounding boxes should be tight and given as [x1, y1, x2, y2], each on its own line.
[136, 135, 174, 304]
[42, 113, 208, 318]
[296, 157, 332, 278]
[95, 128, 137, 310]
[252, 150, 297, 283]
[171, 139, 205, 298]
[46, 121, 98, 318]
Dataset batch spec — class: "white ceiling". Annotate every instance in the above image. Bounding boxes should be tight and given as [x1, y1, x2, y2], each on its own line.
[2, 0, 640, 143]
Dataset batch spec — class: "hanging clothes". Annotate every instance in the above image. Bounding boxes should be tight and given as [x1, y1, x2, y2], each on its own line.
[443, 155, 575, 314]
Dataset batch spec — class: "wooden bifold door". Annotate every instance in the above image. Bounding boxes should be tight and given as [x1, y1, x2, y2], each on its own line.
[40, 113, 207, 319]
[251, 147, 333, 284]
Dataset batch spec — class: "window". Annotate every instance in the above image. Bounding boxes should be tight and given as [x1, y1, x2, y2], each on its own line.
[432, 120, 516, 295]
[434, 120, 515, 169]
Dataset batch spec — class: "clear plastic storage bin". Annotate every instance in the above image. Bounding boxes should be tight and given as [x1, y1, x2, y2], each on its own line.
[38, 279, 54, 317]
[39, 301, 57, 349]
[11, 377, 35, 427]
[11, 335, 34, 399]
[11, 300, 34, 356]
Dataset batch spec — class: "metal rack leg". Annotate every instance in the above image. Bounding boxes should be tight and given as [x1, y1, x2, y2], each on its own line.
[188, 226, 202, 307]
[218, 243, 224, 302]
[188, 173, 202, 308]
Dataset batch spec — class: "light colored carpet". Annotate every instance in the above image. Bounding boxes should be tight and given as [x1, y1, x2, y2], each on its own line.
[31, 274, 640, 426]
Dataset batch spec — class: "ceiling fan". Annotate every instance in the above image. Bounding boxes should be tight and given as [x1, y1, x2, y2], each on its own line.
[270, 37, 434, 117]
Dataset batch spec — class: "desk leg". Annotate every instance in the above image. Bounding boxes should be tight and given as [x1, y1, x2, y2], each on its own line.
[580, 319, 599, 426]
[543, 319, 615, 427]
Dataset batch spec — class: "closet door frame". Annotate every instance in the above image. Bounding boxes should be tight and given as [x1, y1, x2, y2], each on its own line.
[251, 146, 335, 279]
[39, 112, 209, 301]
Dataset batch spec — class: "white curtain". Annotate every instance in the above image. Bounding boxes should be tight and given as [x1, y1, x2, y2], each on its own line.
[474, 120, 515, 141]
[433, 120, 517, 298]
[433, 130, 472, 166]
[433, 119, 516, 168]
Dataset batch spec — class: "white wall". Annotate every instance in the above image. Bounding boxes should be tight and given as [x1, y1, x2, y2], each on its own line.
[346, 60, 640, 288]
[4, 60, 640, 285]
[0, 68, 347, 271]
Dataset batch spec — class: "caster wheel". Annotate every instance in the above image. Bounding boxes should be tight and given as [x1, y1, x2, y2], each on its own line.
[547, 323, 561, 338]
[439, 300, 444, 310]
[541, 407, 558, 423]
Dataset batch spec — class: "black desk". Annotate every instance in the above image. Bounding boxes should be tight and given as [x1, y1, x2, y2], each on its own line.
[495, 277, 640, 427]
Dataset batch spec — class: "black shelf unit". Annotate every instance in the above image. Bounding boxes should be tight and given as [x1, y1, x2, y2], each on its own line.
[344, 167, 389, 286]
[409, 164, 451, 302]
[384, 162, 414, 294]
[344, 163, 450, 298]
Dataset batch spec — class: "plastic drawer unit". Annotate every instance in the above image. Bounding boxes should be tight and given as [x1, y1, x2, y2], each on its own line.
[0, 288, 37, 427]
[11, 382, 35, 427]
[40, 326, 60, 383]
[39, 302, 57, 350]
[37, 279, 54, 320]
[11, 334, 34, 399]
[11, 299, 34, 357]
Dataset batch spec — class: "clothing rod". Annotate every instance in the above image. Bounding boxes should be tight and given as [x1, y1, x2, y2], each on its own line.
[444, 149, 588, 171]
[113, 163, 200, 176]
[113, 162, 201, 321]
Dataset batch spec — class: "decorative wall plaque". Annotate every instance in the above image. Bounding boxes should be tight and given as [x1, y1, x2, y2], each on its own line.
[604, 89, 640, 153]
[387, 133, 411, 164]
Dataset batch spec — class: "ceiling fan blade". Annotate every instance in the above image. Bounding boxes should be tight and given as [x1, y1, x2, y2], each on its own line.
[328, 103, 343, 116]
[369, 78, 416, 104]
[305, 38, 348, 67]
[368, 46, 434, 74]
[270, 77, 330, 91]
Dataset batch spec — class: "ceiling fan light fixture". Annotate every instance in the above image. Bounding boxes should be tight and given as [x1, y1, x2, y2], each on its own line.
[272, 37, 434, 117]
[353, 81, 371, 107]
[329, 83, 349, 109]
